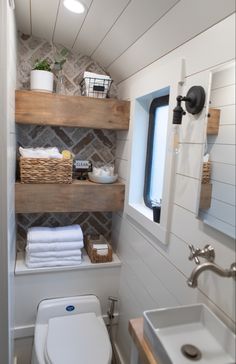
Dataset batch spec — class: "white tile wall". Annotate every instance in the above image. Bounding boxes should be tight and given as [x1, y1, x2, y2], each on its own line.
[113, 15, 235, 363]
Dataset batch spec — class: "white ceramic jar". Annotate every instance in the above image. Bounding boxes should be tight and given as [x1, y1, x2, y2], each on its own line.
[30, 70, 54, 93]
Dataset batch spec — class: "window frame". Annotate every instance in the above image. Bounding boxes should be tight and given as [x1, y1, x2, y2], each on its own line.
[144, 95, 169, 209]
[124, 58, 183, 245]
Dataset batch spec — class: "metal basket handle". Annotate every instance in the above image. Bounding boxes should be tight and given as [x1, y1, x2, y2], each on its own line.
[93, 85, 105, 92]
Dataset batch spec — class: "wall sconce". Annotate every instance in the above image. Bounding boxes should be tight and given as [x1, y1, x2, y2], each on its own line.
[172, 86, 205, 153]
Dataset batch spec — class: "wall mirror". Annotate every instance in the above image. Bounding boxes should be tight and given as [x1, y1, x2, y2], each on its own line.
[198, 61, 235, 239]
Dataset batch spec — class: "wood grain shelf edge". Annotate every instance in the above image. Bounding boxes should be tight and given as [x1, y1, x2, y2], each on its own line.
[15, 180, 125, 213]
[15, 90, 130, 130]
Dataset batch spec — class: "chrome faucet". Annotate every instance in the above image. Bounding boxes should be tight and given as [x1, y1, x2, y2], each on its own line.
[188, 244, 215, 264]
[107, 296, 118, 320]
[187, 261, 236, 288]
[187, 244, 236, 288]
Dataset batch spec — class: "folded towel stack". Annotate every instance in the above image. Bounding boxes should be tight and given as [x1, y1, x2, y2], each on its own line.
[25, 225, 84, 268]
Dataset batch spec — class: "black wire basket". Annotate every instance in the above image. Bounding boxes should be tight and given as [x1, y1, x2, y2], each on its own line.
[80, 76, 112, 98]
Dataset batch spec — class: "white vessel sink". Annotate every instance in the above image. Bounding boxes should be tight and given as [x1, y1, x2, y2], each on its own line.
[143, 304, 235, 364]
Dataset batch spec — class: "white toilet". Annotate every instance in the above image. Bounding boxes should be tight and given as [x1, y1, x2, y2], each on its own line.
[31, 295, 112, 364]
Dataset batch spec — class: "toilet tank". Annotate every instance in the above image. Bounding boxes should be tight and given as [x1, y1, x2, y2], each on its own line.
[35, 295, 102, 325]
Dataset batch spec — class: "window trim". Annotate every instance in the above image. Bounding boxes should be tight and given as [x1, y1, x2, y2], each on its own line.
[124, 58, 183, 246]
[144, 95, 169, 209]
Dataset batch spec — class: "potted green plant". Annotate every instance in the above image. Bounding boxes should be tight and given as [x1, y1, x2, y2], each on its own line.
[30, 59, 54, 93]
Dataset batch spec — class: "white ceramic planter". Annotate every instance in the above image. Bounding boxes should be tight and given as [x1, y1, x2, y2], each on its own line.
[30, 70, 54, 93]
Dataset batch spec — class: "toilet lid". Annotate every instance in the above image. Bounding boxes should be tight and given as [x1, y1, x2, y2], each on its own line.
[45, 312, 112, 364]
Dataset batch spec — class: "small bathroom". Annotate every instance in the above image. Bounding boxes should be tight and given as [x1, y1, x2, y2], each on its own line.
[0, 1, 235, 364]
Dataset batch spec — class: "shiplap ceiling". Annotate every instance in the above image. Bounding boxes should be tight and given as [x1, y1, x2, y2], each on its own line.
[15, 0, 235, 83]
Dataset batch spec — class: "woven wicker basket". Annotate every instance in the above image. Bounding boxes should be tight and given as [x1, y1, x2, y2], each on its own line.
[85, 235, 112, 263]
[20, 157, 73, 184]
[202, 161, 211, 184]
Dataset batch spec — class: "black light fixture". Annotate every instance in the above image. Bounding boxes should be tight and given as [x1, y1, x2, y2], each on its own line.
[173, 85, 206, 125]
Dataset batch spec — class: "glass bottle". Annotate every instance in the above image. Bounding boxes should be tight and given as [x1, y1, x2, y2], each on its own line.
[56, 69, 66, 95]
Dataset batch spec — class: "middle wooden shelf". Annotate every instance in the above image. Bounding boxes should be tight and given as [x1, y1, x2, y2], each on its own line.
[15, 179, 125, 213]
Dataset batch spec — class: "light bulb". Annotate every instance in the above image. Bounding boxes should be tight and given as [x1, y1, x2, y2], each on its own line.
[173, 124, 181, 154]
[63, 0, 85, 14]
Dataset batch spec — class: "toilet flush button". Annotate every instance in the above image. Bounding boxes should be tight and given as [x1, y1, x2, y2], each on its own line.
[66, 305, 75, 312]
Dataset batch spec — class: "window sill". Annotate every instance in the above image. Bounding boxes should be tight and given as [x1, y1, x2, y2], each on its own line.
[125, 202, 167, 244]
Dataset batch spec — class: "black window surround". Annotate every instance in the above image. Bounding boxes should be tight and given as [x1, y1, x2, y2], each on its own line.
[144, 94, 169, 209]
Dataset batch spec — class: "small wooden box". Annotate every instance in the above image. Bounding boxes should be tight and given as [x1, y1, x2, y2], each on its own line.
[85, 235, 113, 263]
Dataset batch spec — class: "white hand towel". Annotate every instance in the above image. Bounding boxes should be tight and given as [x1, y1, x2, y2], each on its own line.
[26, 242, 83, 253]
[19, 147, 63, 159]
[96, 249, 108, 256]
[28, 250, 82, 259]
[93, 243, 108, 256]
[25, 259, 82, 268]
[27, 225, 83, 244]
[26, 254, 82, 263]
[84, 71, 111, 81]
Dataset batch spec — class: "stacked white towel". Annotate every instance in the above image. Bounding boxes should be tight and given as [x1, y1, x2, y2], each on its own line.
[25, 225, 84, 268]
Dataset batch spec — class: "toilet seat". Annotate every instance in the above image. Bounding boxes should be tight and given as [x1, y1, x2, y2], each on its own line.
[44, 312, 112, 364]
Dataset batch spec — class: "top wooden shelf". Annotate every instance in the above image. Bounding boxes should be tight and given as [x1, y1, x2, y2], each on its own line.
[15, 90, 130, 130]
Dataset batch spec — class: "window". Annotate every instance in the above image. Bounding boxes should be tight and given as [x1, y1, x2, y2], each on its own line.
[144, 95, 169, 209]
[125, 60, 182, 244]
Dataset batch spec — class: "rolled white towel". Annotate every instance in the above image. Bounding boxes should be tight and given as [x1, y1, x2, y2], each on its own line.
[84, 71, 111, 81]
[93, 243, 108, 256]
[25, 259, 82, 268]
[26, 241, 83, 253]
[27, 225, 83, 244]
[28, 250, 82, 259]
[26, 254, 82, 263]
[19, 147, 63, 159]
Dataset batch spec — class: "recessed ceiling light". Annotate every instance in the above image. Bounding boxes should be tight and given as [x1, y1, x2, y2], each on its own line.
[63, 0, 86, 14]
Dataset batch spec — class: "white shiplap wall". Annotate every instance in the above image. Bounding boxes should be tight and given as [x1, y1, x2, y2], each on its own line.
[15, 0, 235, 83]
[14, 266, 121, 364]
[200, 64, 235, 238]
[0, 1, 17, 363]
[113, 14, 235, 363]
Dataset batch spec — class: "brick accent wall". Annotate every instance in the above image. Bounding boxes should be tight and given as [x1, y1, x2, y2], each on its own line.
[16, 33, 117, 251]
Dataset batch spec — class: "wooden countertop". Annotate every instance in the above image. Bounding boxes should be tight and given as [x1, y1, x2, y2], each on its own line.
[129, 318, 158, 364]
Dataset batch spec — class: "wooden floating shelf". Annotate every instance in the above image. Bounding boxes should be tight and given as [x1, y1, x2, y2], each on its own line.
[15, 180, 125, 213]
[15, 90, 130, 130]
[207, 108, 220, 135]
[199, 183, 212, 210]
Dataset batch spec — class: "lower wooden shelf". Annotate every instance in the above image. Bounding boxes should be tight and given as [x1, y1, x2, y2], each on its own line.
[15, 250, 122, 275]
[15, 179, 125, 213]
